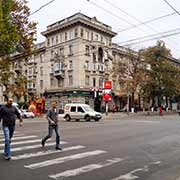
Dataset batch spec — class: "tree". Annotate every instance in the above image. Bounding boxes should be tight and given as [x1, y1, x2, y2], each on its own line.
[0, 0, 36, 100]
[142, 41, 180, 107]
[111, 49, 145, 110]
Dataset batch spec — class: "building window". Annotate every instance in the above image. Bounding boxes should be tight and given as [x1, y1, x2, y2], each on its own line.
[98, 47, 103, 62]
[58, 79, 63, 87]
[91, 32, 93, 40]
[101, 36, 103, 42]
[95, 34, 98, 41]
[51, 50, 54, 58]
[59, 47, 64, 56]
[40, 53, 44, 63]
[40, 80, 43, 89]
[51, 65, 54, 74]
[65, 32, 68, 41]
[29, 68, 32, 76]
[93, 78, 96, 87]
[60, 33, 63, 42]
[40, 67, 43, 76]
[80, 28, 84, 38]
[56, 35, 58, 44]
[85, 75, 90, 86]
[86, 31, 89, 40]
[105, 38, 108, 46]
[69, 61, 73, 70]
[47, 38, 50, 46]
[69, 75, 73, 85]
[85, 45, 90, 55]
[93, 53, 96, 62]
[50, 77, 54, 86]
[84, 61, 89, 70]
[74, 28, 78, 38]
[51, 37, 54, 45]
[109, 39, 112, 46]
[69, 45, 73, 55]
[33, 68, 37, 74]
[99, 77, 103, 87]
[69, 31, 73, 40]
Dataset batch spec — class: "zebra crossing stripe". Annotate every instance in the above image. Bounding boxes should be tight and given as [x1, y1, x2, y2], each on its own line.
[0, 139, 42, 147]
[0, 131, 19, 135]
[49, 158, 124, 179]
[24, 150, 106, 169]
[12, 145, 85, 160]
[0, 135, 37, 142]
[0, 141, 67, 153]
[0, 133, 24, 138]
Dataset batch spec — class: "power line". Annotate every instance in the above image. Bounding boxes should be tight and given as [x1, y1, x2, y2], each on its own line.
[86, 0, 150, 34]
[86, 0, 136, 27]
[122, 31, 180, 47]
[101, 0, 180, 46]
[88, 0, 180, 56]
[29, 0, 56, 17]
[162, 0, 180, 16]
[118, 28, 180, 45]
[117, 12, 176, 33]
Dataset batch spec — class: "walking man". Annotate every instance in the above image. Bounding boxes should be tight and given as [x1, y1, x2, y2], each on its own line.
[41, 101, 62, 150]
[0, 98, 23, 160]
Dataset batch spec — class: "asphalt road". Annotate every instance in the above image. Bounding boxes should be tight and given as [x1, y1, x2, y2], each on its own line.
[1, 114, 180, 180]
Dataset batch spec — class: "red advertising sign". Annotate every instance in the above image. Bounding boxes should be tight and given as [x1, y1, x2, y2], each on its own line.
[102, 93, 112, 102]
[104, 81, 112, 89]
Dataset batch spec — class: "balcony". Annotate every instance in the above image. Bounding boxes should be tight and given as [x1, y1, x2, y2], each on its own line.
[92, 63, 105, 72]
[28, 60, 37, 65]
[54, 70, 64, 78]
[98, 64, 105, 72]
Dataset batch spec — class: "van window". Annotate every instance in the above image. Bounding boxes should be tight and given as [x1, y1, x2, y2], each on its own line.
[70, 106, 76, 112]
[78, 106, 84, 113]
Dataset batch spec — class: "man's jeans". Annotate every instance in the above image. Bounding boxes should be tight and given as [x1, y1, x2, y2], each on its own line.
[2, 125, 15, 157]
[42, 125, 60, 147]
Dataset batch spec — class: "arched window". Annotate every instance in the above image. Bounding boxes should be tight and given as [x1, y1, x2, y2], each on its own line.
[98, 47, 103, 63]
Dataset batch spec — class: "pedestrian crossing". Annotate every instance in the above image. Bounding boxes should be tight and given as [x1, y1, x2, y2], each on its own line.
[0, 131, 161, 180]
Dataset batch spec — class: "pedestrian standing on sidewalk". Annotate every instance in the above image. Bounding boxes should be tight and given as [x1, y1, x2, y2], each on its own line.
[159, 106, 163, 116]
[0, 98, 23, 160]
[41, 101, 62, 150]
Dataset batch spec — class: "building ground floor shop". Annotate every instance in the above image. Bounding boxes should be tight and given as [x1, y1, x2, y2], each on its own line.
[43, 89, 132, 113]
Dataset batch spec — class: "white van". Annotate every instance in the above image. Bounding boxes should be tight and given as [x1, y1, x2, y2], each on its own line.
[64, 103, 102, 122]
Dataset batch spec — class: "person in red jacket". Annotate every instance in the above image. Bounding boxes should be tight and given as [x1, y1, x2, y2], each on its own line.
[159, 106, 163, 116]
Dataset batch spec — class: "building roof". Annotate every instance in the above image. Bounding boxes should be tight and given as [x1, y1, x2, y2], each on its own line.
[41, 12, 117, 37]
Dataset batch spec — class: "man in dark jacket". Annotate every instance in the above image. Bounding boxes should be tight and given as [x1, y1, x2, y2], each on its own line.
[41, 101, 62, 150]
[0, 98, 23, 160]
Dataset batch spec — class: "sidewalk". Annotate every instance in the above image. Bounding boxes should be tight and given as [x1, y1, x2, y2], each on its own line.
[102, 110, 178, 120]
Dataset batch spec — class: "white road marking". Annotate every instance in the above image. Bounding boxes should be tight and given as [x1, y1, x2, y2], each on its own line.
[0, 133, 25, 139]
[49, 158, 124, 179]
[0, 131, 20, 135]
[0, 135, 37, 142]
[12, 145, 85, 160]
[24, 150, 106, 169]
[0, 139, 42, 147]
[111, 161, 161, 180]
[0, 141, 67, 153]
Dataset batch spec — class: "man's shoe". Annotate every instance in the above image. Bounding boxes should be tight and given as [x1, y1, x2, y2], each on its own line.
[55, 146, 62, 150]
[4, 156, 11, 160]
[41, 141, 45, 147]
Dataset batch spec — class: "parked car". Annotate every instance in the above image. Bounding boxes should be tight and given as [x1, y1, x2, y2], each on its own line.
[64, 103, 102, 122]
[20, 109, 35, 118]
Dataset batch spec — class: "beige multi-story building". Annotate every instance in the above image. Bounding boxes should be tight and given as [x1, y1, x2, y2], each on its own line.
[10, 13, 131, 110]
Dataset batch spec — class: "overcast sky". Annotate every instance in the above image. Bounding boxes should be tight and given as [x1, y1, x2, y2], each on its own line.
[28, 0, 180, 58]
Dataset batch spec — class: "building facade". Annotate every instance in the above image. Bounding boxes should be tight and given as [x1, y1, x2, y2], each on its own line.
[10, 13, 131, 111]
